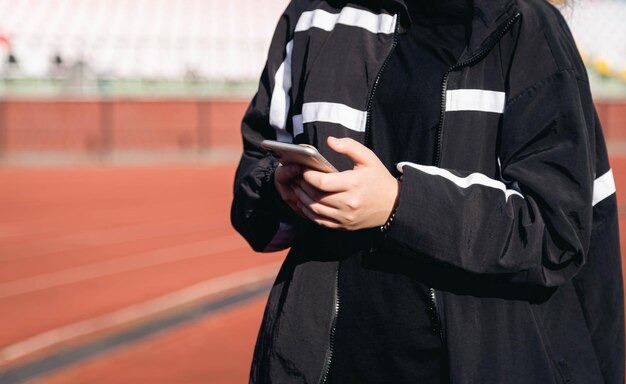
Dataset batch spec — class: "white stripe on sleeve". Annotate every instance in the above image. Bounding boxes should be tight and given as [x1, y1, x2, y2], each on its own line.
[445, 89, 506, 113]
[592, 169, 616, 206]
[302, 102, 368, 132]
[295, 7, 396, 35]
[269, 40, 294, 143]
[263, 222, 297, 252]
[397, 162, 524, 201]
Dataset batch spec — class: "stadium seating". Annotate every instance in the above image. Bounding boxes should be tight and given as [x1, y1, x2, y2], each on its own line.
[0, 0, 624, 82]
[0, 0, 289, 80]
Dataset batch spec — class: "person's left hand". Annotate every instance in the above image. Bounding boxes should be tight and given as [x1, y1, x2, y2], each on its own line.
[292, 136, 400, 231]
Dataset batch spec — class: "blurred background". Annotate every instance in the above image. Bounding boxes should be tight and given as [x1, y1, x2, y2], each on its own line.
[0, 0, 625, 383]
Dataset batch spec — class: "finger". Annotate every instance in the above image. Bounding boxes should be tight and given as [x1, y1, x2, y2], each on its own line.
[292, 183, 340, 218]
[280, 185, 300, 206]
[294, 178, 341, 207]
[301, 168, 351, 193]
[327, 136, 380, 168]
[274, 183, 304, 215]
[296, 201, 344, 229]
[274, 166, 300, 200]
[287, 183, 313, 219]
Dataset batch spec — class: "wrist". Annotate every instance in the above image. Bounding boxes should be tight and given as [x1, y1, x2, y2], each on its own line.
[380, 176, 402, 233]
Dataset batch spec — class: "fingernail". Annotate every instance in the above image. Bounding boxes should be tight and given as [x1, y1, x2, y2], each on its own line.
[328, 136, 338, 145]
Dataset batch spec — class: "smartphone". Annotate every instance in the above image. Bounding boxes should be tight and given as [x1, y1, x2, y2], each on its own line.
[261, 140, 338, 173]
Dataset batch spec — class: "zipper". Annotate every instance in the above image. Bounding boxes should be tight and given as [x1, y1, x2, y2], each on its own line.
[363, 15, 400, 148]
[319, 264, 341, 384]
[428, 288, 444, 341]
[318, 16, 400, 384]
[430, 12, 522, 343]
[433, 12, 521, 167]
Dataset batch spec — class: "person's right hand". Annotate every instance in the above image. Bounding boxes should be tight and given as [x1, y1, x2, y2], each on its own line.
[274, 163, 303, 216]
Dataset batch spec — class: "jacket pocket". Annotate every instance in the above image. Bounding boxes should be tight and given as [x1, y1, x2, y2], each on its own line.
[529, 284, 604, 384]
[529, 304, 572, 384]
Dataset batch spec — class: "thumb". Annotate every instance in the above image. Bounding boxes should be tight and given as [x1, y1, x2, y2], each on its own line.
[327, 136, 378, 167]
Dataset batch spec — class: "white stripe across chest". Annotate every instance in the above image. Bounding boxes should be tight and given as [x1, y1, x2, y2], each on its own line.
[299, 102, 367, 133]
[446, 89, 506, 113]
[295, 7, 396, 34]
[269, 7, 397, 139]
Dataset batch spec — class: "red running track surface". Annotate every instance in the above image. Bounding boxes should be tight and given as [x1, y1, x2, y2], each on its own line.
[41, 298, 269, 384]
[1, 157, 625, 383]
[0, 165, 285, 382]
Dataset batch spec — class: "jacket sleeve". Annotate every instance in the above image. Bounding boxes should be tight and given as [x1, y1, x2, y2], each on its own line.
[384, 70, 600, 287]
[230, 2, 303, 252]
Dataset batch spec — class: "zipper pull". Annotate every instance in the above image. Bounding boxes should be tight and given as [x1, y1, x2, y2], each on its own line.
[427, 301, 442, 336]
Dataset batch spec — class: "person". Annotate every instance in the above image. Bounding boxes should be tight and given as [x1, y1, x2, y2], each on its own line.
[231, 0, 625, 382]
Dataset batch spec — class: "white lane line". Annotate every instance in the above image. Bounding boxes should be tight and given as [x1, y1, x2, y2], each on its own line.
[0, 215, 223, 262]
[0, 261, 281, 364]
[0, 235, 247, 299]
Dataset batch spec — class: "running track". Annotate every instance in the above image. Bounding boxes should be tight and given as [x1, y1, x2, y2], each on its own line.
[1, 159, 625, 383]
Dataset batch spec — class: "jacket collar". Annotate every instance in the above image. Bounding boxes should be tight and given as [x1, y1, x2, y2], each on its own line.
[381, 0, 518, 56]
[468, 0, 518, 54]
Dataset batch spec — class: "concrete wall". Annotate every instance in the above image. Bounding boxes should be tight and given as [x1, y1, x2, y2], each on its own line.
[0, 99, 248, 155]
[597, 101, 626, 141]
[0, 99, 625, 155]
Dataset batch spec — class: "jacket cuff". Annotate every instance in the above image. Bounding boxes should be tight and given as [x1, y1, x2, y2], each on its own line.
[381, 165, 442, 255]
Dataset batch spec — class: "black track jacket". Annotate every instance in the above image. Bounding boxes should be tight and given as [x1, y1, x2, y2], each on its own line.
[231, 0, 625, 382]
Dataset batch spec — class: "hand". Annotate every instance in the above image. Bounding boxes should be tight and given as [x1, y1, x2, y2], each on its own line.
[274, 163, 304, 216]
[292, 137, 400, 231]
